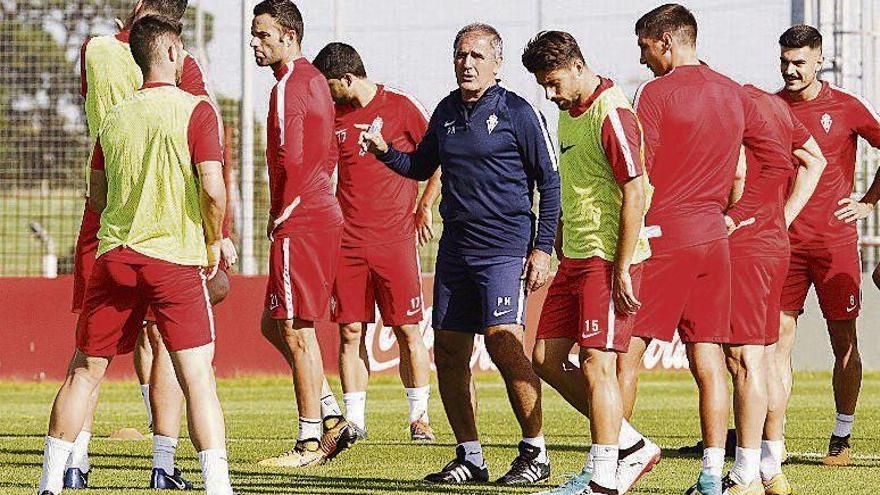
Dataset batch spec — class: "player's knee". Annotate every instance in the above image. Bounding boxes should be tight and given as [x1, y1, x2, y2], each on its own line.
[69, 358, 106, 389]
[339, 323, 363, 346]
[392, 324, 421, 346]
[283, 326, 309, 353]
[581, 350, 615, 380]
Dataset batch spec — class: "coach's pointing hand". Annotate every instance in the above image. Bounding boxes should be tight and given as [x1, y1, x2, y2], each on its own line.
[524, 249, 551, 294]
[355, 123, 389, 155]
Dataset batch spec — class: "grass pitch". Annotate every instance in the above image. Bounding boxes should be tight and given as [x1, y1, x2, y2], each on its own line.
[0, 372, 877, 494]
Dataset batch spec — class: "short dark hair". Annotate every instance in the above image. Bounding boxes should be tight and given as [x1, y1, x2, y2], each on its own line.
[521, 31, 585, 73]
[129, 14, 182, 74]
[635, 3, 697, 45]
[141, 0, 188, 21]
[313, 42, 367, 80]
[779, 24, 822, 50]
[253, 0, 304, 44]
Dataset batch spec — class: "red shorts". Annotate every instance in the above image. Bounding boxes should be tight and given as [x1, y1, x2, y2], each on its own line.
[633, 238, 731, 344]
[331, 237, 424, 326]
[781, 244, 861, 320]
[730, 255, 789, 346]
[265, 227, 342, 321]
[77, 248, 214, 357]
[536, 257, 643, 352]
[72, 202, 100, 313]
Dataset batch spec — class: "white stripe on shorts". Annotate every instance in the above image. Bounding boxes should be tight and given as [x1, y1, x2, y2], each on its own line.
[199, 271, 216, 342]
[516, 257, 527, 325]
[606, 276, 616, 349]
[282, 237, 294, 320]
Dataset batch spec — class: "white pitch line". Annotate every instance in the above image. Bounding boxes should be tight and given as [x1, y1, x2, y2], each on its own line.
[789, 451, 880, 461]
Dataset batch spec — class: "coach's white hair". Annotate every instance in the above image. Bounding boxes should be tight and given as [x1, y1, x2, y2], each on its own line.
[453, 23, 503, 60]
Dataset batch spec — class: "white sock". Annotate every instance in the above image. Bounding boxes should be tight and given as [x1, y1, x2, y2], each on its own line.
[140, 384, 153, 430]
[701, 447, 725, 477]
[459, 440, 485, 467]
[65, 430, 91, 472]
[297, 417, 322, 441]
[198, 448, 233, 495]
[153, 435, 178, 474]
[619, 419, 644, 450]
[522, 436, 549, 464]
[320, 392, 342, 419]
[730, 446, 760, 484]
[760, 440, 785, 481]
[405, 386, 430, 423]
[589, 444, 619, 490]
[833, 413, 854, 437]
[342, 392, 367, 430]
[38, 436, 74, 494]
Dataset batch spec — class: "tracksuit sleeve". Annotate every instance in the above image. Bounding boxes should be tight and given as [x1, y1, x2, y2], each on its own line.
[515, 104, 561, 255]
[377, 109, 441, 181]
[727, 90, 793, 225]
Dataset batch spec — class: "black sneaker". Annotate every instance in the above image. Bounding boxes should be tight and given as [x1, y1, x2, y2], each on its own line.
[149, 467, 194, 490]
[495, 441, 550, 485]
[63, 467, 89, 489]
[424, 445, 489, 484]
[678, 428, 737, 458]
[39, 492, 57, 495]
[822, 434, 852, 466]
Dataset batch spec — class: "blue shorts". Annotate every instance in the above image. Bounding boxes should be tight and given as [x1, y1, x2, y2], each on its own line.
[433, 253, 527, 333]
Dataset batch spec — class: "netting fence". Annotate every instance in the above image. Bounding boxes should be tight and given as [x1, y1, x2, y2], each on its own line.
[2, 0, 880, 277]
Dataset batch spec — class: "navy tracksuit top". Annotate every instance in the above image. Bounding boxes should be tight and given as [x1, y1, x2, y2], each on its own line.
[378, 83, 561, 258]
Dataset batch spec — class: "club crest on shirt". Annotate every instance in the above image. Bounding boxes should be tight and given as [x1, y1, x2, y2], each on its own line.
[821, 113, 833, 133]
[487, 113, 499, 134]
[335, 129, 347, 144]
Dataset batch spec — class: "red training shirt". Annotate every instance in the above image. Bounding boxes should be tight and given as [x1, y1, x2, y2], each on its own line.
[730, 85, 811, 258]
[777, 81, 880, 251]
[266, 58, 342, 237]
[334, 84, 429, 247]
[634, 64, 791, 254]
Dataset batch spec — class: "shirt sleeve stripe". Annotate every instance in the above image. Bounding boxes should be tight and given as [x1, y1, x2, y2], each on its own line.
[607, 109, 638, 177]
[385, 85, 430, 121]
[831, 83, 880, 126]
[528, 103, 559, 171]
[275, 61, 295, 146]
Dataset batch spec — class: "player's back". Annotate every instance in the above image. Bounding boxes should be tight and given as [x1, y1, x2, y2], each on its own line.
[732, 85, 803, 257]
[97, 85, 207, 267]
[635, 64, 746, 252]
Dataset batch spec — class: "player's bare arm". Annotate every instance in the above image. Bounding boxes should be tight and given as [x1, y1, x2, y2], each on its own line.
[729, 146, 748, 206]
[614, 177, 645, 315]
[785, 136, 826, 226]
[415, 169, 441, 246]
[197, 160, 227, 279]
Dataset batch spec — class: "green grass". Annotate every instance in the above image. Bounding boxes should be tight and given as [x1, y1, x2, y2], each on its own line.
[1, 372, 877, 494]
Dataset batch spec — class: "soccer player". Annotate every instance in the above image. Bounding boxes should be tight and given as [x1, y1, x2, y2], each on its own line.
[359, 23, 560, 485]
[520, 31, 659, 495]
[38, 15, 232, 495]
[249, 0, 354, 468]
[722, 85, 824, 494]
[70, 0, 235, 489]
[613, 5, 791, 494]
[312, 42, 440, 442]
[775, 24, 880, 467]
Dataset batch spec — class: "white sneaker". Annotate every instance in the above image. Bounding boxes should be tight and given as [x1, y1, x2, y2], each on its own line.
[616, 437, 662, 494]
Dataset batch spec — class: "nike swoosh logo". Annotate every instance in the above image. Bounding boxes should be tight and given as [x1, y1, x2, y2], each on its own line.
[444, 120, 456, 127]
[582, 330, 601, 340]
[168, 476, 186, 489]
[846, 305, 857, 312]
[406, 308, 421, 316]
[493, 309, 514, 318]
[560, 144, 575, 154]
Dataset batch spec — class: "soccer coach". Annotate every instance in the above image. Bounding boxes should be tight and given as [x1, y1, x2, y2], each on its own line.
[360, 23, 560, 485]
